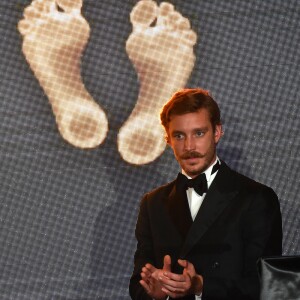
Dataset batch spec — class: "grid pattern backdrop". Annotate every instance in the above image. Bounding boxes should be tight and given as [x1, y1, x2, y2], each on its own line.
[0, 0, 299, 299]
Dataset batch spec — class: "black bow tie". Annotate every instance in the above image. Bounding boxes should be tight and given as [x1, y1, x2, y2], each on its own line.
[176, 161, 220, 196]
[177, 172, 207, 196]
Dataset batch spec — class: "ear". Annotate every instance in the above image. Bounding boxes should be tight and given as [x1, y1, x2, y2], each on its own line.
[214, 124, 223, 144]
[166, 135, 171, 145]
[165, 129, 171, 145]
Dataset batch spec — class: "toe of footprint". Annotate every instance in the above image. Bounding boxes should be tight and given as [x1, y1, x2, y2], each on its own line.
[18, 0, 52, 35]
[56, 0, 83, 13]
[157, 2, 197, 46]
[130, 0, 158, 29]
[158, 2, 174, 17]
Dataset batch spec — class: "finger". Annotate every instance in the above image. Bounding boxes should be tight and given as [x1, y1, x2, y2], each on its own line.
[161, 287, 185, 298]
[163, 271, 186, 282]
[151, 269, 164, 280]
[178, 259, 188, 268]
[142, 266, 153, 277]
[161, 286, 186, 298]
[183, 269, 193, 282]
[160, 282, 186, 293]
[141, 270, 151, 281]
[163, 255, 172, 272]
[158, 274, 188, 291]
[139, 279, 154, 295]
[145, 263, 157, 273]
[178, 259, 196, 274]
[160, 281, 187, 293]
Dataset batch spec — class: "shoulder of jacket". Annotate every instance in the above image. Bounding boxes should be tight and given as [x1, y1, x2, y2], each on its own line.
[232, 169, 276, 198]
[221, 160, 276, 195]
[143, 180, 176, 200]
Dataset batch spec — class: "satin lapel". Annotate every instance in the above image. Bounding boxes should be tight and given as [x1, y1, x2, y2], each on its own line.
[166, 183, 193, 239]
[179, 162, 239, 257]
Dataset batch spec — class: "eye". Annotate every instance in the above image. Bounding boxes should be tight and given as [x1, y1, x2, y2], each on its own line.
[195, 130, 204, 137]
[173, 133, 184, 140]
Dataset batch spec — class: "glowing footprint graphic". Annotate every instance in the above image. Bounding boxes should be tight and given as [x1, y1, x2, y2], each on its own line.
[18, 0, 108, 149]
[118, 0, 197, 165]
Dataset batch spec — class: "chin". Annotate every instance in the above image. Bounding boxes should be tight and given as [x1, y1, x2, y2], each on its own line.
[189, 170, 202, 177]
[189, 164, 207, 175]
[184, 166, 201, 177]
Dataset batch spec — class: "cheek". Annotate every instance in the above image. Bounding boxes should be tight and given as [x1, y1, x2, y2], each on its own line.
[196, 139, 208, 150]
[173, 146, 182, 157]
[197, 138, 215, 153]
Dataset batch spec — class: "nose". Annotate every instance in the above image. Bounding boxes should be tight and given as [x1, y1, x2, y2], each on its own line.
[184, 135, 196, 151]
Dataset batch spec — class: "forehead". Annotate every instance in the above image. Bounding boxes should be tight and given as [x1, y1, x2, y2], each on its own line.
[168, 109, 212, 132]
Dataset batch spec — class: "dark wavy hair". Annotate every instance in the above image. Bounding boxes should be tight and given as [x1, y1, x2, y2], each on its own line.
[160, 88, 222, 133]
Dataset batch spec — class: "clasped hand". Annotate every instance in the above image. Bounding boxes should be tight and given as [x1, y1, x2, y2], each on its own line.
[140, 255, 203, 299]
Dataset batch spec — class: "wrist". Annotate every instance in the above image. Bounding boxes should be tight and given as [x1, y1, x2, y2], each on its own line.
[193, 274, 203, 296]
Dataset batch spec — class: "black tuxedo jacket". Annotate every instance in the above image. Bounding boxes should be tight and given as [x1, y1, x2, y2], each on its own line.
[129, 161, 282, 300]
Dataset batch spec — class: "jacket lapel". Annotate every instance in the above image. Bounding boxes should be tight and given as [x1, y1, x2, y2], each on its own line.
[166, 181, 193, 239]
[179, 162, 239, 257]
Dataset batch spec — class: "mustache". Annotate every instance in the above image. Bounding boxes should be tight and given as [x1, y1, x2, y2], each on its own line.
[181, 151, 204, 159]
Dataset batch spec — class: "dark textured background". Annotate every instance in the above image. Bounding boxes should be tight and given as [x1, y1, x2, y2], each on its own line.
[0, 0, 299, 299]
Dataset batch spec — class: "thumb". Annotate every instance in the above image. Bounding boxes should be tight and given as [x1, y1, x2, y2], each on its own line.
[163, 255, 172, 272]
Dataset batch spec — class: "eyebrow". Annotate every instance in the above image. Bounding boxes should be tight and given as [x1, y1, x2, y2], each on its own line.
[194, 127, 209, 132]
[170, 127, 209, 135]
[171, 130, 183, 135]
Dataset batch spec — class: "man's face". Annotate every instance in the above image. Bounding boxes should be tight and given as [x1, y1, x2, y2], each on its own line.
[167, 109, 222, 178]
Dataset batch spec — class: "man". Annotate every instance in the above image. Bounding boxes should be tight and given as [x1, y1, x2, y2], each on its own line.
[129, 88, 282, 300]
